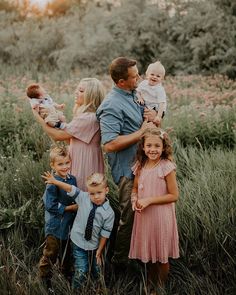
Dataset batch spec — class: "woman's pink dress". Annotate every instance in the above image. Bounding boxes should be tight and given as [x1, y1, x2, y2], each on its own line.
[65, 112, 104, 191]
[129, 159, 179, 263]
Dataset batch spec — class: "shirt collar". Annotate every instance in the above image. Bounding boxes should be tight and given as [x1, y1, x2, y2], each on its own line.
[54, 174, 71, 181]
[113, 85, 137, 97]
[91, 198, 110, 210]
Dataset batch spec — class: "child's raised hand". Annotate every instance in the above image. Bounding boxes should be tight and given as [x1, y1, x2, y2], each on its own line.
[42, 171, 56, 184]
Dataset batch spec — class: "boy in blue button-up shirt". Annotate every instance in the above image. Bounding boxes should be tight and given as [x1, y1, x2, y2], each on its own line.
[39, 146, 78, 291]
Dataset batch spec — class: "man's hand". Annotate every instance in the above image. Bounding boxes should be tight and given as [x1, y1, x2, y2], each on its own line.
[140, 120, 156, 133]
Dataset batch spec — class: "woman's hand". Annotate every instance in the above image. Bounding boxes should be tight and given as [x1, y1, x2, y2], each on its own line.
[42, 171, 57, 185]
[32, 107, 45, 125]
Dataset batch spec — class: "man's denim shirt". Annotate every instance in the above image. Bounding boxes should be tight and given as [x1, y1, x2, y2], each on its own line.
[96, 86, 143, 184]
[43, 174, 77, 240]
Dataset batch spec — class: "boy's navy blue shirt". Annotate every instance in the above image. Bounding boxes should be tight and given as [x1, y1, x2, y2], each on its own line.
[43, 174, 77, 240]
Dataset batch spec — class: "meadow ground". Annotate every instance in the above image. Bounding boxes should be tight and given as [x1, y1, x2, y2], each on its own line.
[0, 73, 235, 294]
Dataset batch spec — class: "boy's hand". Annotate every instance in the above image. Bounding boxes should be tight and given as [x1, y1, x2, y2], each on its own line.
[42, 171, 56, 184]
[96, 250, 102, 266]
[65, 204, 78, 212]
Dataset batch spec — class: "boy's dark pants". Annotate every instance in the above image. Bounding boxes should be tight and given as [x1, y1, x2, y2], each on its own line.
[39, 235, 73, 285]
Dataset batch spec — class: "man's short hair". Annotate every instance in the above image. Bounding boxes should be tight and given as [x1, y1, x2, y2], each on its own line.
[109, 57, 137, 84]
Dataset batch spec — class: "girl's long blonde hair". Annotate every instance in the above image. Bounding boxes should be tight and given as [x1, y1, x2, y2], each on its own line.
[74, 78, 105, 116]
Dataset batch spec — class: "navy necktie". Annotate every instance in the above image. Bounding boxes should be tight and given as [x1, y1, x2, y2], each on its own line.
[84, 203, 99, 241]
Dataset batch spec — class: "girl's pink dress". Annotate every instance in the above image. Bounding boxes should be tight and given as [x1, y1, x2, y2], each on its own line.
[65, 112, 104, 191]
[129, 159, 179, 263]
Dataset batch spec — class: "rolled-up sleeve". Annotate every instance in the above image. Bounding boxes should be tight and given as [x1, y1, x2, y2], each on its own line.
[67, 185, 80, 198]
[100, 211, 115, 238]
[97, 103, 124, 145]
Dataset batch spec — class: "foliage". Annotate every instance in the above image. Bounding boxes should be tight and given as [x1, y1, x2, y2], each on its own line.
[0, 0, 235, 77]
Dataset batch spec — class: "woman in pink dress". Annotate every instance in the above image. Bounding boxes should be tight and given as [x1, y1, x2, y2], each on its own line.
[32, 78, 105, 191]
[129, 127, 179, 294]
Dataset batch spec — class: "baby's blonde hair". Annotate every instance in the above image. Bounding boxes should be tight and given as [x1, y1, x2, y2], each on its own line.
[86, 173, 107, 188]
[146, 61, 165, 78]
[49, 145, 69, 164]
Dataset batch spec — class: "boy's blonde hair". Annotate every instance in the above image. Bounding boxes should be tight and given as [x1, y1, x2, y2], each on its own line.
[146, 61, 165, 78]
[49, 146, 70, 163]
[86, 173, 107, 188]
[80, 78, 105, 112]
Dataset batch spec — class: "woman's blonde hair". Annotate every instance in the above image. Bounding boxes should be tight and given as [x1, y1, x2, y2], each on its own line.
[75, 78, 105, 115]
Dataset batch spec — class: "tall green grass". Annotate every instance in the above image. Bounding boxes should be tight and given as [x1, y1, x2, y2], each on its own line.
[0, 74, 235, 294]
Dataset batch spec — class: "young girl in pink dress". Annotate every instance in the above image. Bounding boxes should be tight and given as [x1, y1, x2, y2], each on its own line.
[129, 127, 179, 293]
[32, 78, 105, 191]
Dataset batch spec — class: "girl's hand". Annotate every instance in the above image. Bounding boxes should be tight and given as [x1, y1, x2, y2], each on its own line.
[136, 198, 152, 211]
[132, 200, 142, 212]
[42, 171, 56, 184]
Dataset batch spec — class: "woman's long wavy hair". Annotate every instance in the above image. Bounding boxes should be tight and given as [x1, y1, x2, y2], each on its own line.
[74, 78, 106, 115]
[135, 127, 173, 174]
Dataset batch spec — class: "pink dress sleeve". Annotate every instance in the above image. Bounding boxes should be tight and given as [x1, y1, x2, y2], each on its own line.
[65, 113, 99, 144]
[159, 160, 176, 178]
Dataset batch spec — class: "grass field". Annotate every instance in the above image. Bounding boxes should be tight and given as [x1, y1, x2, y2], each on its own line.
[0, 73, 235, 294]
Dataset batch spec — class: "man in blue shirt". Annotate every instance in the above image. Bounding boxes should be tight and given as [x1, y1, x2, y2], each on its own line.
[96, 57, 155, 265]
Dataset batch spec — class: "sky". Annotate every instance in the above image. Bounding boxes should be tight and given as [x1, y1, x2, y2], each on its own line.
[28, 0, 53, 8]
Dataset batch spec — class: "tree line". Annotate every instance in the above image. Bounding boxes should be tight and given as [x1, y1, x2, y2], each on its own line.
[0, 0, 235, 78]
